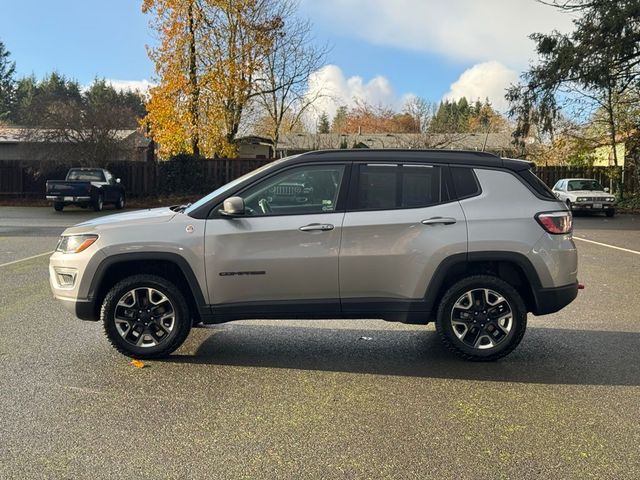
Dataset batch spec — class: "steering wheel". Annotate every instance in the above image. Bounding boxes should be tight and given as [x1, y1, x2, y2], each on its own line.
[258, 198, 272, 214]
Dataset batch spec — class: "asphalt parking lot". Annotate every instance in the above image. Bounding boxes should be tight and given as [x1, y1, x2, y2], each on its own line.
[1, 206, 639, 479]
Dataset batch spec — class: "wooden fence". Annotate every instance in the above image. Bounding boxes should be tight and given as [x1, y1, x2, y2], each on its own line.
[0, 158, 272, 197]
[0, 158, 635, 197]
[534, 165, 628, 192]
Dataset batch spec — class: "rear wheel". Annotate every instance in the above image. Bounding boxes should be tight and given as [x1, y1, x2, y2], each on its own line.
[93, 193, 103, 212]
[115, 193, 125, 210]
[436, 275, 527, 361]
[53, 202, 64, 212]
[101, 274, 192, 359]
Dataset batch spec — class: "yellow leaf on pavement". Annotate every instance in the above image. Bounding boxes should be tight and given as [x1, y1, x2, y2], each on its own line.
[130, 359, 145, 369]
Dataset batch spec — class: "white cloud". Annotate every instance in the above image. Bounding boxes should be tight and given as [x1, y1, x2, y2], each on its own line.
[302, 0, 575, 66]
[105, 79, 155, 94]
[443, 61, 518, 112]
[305, 64, 413, 121]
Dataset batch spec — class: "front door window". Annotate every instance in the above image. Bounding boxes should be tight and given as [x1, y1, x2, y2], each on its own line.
[240, 164, 346, 216]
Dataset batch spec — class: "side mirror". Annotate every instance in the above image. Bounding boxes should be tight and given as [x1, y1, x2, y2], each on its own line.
[220, 196, 245, 217]
[604, 187, 610, 192]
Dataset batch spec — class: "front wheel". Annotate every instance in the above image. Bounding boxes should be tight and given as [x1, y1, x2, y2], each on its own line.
[101, 274, 192, 359]
[53, 202, 64, 212]
[605, 209, 615, 217]
[435, 275, 527, 361]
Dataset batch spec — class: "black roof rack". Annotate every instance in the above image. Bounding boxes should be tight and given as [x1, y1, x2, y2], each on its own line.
[293, 149, 533, 172]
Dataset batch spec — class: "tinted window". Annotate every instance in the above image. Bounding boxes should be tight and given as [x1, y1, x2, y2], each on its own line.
[240, 164, 345, 216]
[355, 163, 444, 210]
[401, 165, 442, 207]
[451, 167, 480, 199]
[519, 169, 557, 200]
[357, 165, 398, 210]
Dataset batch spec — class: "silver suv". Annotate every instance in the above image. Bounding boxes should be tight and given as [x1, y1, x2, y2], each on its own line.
[49, 150, 579, 361]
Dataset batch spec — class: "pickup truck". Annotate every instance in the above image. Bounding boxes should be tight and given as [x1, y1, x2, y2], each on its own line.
[46, 168, 126, 212]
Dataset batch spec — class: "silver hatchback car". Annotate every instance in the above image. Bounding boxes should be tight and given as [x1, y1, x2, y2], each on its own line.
[50, 150, 579, 361]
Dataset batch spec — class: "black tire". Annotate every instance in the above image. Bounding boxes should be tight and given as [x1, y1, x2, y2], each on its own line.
[115, 193, 125, 210]
[53, 202, 64, 212]
[93, 193, 104, 212]
[605, 209, 615, 217]
[435, 275, 527, 361]
[566, 199, 572, 211]
[101, 274, 192, 359]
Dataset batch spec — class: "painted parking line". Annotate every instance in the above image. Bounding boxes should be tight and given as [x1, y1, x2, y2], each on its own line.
[0, 251, 54, 268]
[574, 237, 640, 256]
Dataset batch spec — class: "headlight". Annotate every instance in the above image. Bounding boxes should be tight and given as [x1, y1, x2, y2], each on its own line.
[607, 197, 615, 202]
[576, 197, 587, 202]
[56, 234, 99, 254]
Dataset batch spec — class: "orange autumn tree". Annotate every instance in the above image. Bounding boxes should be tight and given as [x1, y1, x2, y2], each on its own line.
[143, 0, 284, 158]
[143, 0, 202, 157]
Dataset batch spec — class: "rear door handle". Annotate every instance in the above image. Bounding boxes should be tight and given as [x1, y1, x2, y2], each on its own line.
[421, 217, 457, 226]
[299, 223, 334, 232]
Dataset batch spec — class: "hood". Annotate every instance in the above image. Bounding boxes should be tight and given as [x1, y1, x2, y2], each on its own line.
[65, 207, 178, 234]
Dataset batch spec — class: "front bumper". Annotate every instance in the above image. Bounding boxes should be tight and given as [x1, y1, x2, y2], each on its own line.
[571, 202, 615, 212]
[49, 249, 106, 321]
[46, 195, 92, 202]
[56, 296, 98, 320]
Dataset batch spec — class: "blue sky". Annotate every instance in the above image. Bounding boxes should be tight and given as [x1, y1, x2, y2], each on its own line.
[0, 1, 153, 84]
[0, 0, 574, 116]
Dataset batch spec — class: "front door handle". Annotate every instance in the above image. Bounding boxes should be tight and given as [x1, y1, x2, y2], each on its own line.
[421, 217, 457, 226]
[299, 223, 334, 232]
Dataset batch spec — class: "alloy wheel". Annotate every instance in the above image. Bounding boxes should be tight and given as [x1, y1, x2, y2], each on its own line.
[114, 287, 176, 348]
[450, 288, 513, 350]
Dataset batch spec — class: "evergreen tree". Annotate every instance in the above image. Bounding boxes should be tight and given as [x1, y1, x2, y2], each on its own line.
[0, 40, 16, 120]
[331, 105, 348, 133]
[11, 73, 82, 126]
[318, 111, 330, 133]
[507, 0, 640, 188]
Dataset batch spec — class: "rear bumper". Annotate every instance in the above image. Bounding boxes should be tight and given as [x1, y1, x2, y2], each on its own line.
[47, 195, 92, 202]
[532, 281, 579, 315]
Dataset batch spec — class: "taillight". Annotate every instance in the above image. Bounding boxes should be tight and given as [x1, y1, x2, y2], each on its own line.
[535, 211, 572, 234]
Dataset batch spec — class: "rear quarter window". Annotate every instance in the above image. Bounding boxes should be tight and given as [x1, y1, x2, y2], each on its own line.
[519, 169, 558, 200]
[451, 167, 481, 199]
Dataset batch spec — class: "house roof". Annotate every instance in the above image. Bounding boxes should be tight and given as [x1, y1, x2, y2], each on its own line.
[0, 126, 152, 147]
[274, 132, 516, 153]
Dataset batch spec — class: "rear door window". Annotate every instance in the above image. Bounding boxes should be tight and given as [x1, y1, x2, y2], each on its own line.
[356, 164, 398, 210]
[353, 163, 446, 210]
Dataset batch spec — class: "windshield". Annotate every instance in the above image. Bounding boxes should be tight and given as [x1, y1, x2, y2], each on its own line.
[184, 156, 294, 215]
[567, 179, 604, 191]
[67, 170, 105, 182]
